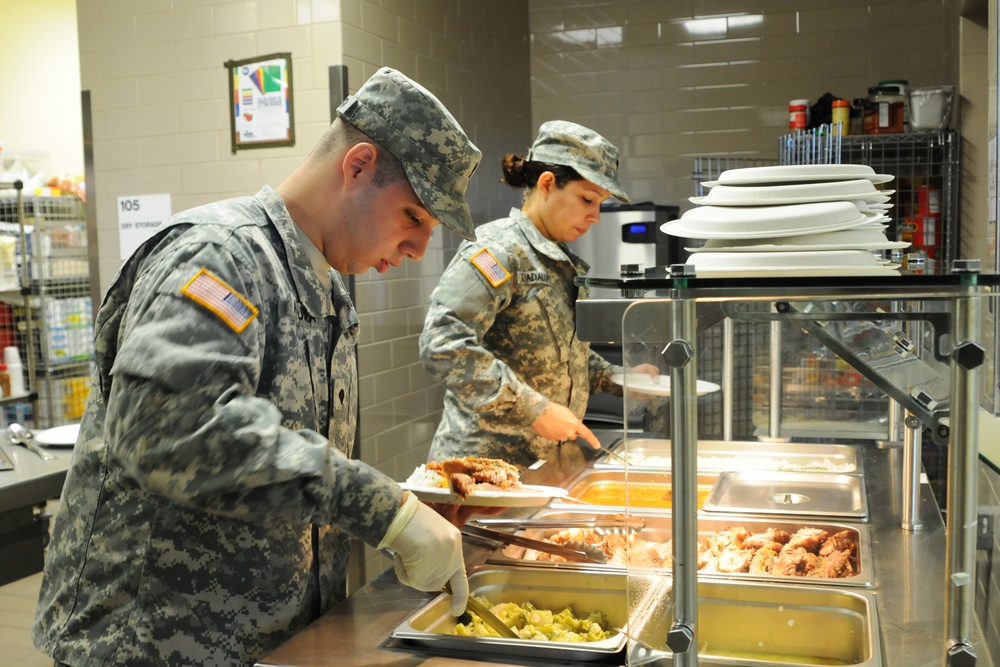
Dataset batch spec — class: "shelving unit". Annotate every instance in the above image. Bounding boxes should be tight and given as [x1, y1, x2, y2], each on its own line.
[0, 181, 92, 429]
[779, 129, 961, 265]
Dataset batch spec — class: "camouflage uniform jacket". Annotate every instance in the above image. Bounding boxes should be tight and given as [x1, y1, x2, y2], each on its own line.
[420, 208, 621, 468]
[33, 186, 402, 667]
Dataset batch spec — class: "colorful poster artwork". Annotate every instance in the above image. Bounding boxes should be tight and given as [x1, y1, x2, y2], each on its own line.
[233, 56, 291, 145]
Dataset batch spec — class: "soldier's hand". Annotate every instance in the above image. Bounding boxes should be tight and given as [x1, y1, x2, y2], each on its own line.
[379, 492, 468, 615]
[532, 402, 600, 449]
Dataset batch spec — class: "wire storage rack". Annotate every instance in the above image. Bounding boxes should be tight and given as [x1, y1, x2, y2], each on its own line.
[0, 184, 92, 429]
[779, 128, 960, 266]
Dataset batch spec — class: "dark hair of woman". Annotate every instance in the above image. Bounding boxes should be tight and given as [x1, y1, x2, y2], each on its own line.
[500, 152, 582, 191]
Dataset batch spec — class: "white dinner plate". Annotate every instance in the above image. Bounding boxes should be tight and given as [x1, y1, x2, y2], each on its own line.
[34, 423, 80, 447]
[690, 179, 894, 206]
[702, 164, 894, 187]
[662, 201, 869, 239]
[687, 241, 909, 253]
[398, 483, 569, 507]
[610, 373, 721, 397]
[689, 249, 886, 269]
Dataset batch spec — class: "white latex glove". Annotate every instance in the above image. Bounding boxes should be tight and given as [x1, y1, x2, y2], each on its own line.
[379, 491, 469, 616]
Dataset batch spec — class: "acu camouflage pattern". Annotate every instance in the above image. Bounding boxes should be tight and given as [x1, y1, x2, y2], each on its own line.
[337, 66, 481, 241]
[420, 208, 623, 469]
[33, 186, 403, 667]
[526, 120, 630, 203]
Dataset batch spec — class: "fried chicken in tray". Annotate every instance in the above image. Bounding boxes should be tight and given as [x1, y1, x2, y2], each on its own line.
[522, 523, 859, 579]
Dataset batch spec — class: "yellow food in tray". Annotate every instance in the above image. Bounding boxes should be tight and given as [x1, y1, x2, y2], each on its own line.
[574, 481, 711, 508]
[449, 596, 614, 642]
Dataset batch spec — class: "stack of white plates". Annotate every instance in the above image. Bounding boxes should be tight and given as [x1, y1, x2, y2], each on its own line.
[661, 165, 904, 277]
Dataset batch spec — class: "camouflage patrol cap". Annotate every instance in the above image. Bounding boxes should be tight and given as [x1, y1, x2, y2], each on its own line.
[337, 67, 482, 241]
[527, 120, 630, 202]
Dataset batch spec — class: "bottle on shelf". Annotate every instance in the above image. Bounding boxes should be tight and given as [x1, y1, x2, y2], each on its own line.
[831, 99, 850, 135]
[4, 346, 25, 397]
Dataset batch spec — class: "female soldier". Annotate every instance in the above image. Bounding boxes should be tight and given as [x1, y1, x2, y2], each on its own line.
[419, 120, 656, 469]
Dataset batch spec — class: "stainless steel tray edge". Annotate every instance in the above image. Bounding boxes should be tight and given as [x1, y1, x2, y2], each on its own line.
[702, 470, 869, 522]
[389, 565, 629, 662]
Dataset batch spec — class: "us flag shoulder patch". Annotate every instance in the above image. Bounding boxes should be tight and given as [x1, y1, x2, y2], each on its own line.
[181, 268, 259, 333]
[469, 248, 510, 288]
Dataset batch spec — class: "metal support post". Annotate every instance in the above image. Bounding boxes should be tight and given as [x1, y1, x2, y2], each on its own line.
[768, 320, 782, 439]
[664, 297, 699, 667]
[901, 411, 923, 532]
[945, 292, 983, 667]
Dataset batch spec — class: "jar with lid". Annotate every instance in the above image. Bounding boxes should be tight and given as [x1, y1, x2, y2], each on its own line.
[788, 98, 809, 130]
[850, 98, 866, 135]
[831, 99, 850, 135]
[878, 79, 910, 131]
[863, 86, 905, 134]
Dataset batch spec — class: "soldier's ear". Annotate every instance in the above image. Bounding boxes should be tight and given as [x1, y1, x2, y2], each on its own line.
[343, 143, 378, 182]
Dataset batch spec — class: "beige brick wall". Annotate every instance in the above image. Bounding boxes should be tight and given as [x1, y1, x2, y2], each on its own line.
[528, 0, 959, 208]
[76, 0, 531, 587]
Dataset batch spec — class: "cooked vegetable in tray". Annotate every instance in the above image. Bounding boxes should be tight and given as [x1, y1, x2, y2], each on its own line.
[450, 596, 614, 642]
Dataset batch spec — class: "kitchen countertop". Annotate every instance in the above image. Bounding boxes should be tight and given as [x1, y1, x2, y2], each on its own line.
[0, 439, 71, 512]
[256, 438, 993, 667]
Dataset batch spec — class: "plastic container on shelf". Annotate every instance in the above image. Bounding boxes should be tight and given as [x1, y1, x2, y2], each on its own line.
[4, 346, 25, 397]
[831, 99, 850, 135]
[863, 86, 905, 134]
[878, 79, 910, 131]
[789, 99, 809, 130]
[849, 98, 866, 135]
[908, 85, 955, 131]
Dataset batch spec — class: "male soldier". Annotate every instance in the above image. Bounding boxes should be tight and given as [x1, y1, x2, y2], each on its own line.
[34, 67, 480, 667]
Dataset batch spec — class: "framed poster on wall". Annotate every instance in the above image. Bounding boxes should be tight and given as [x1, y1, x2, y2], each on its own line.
[224, 52, 295, 153]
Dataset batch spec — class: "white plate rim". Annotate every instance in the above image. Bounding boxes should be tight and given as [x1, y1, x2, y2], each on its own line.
[686, 241, 910, 253]
[701, 164, 894, 187]
[703, 173, 894, 187]
[661, 215, 871, 239]
[689, 193, 893, 206]
[34, 423, 81, 447]
[610, 373, 721, 396]
[398, 483, 569, 507]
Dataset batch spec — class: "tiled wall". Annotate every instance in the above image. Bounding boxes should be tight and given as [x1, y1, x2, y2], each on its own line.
[528, 0, 959, 209]
[76, 0, 531, 589]
[338, 0, 532, 584]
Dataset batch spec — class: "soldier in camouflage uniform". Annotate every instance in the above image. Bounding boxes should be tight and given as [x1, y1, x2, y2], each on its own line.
[420, 121, 658, 469]
[33, 67, 481, 667]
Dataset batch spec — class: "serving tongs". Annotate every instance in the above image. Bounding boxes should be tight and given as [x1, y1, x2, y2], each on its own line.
[444, 581, 518, 639]
[460, 524, 608, 564]
[470, 515, 645, 536]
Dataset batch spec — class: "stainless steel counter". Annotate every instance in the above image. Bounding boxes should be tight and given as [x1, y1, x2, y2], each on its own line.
[0, 440, 72, 585]
[256, 440, 992, 667]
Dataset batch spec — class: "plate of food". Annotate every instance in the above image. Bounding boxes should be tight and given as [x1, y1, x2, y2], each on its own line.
[402, 457, 569, 507]
[610, 373, 721, 397]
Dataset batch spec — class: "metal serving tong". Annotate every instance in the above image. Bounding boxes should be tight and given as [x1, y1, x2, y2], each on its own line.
[470, 515, 645, 536]
[460, 524, 608, 564]
[444, 581, 518, 638]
